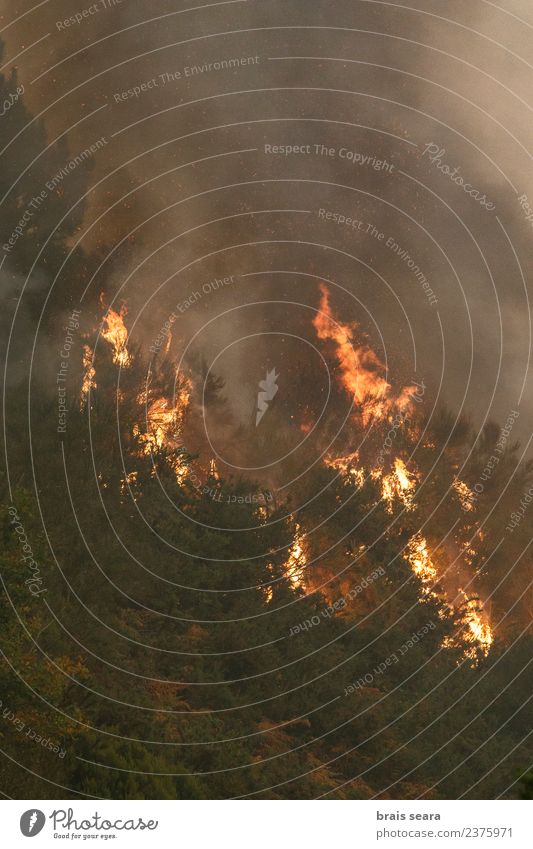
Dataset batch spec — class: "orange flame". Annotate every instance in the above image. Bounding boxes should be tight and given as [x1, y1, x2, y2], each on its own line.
[382, 457, 417, 511]
[284, 523, 307, 589]
[265, 522, 308, 601]
[325, 452, 492, 656]
[460, 592, 493, 657]
[405, 533, 438, 593]
[100, 299, 131, 367]
[325, 451, 365, 487]
[134, 376, 192, 483]
[313, 284, 415, 424]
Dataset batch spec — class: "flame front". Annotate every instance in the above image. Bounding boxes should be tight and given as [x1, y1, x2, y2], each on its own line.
[315, 286, 492, 660]
[313, 284, 415, 424]
[461, 592, 493, 657]
[327, 452, 492, 658]
[134, 377, 192, 483]
[325, 450, 365, 487]
[100, 301, 131, 367]
[86, 290, 493, 662]
[382, 458, 417, 511]
[284, 523, 307, 589]
[405, 533, 438, 593]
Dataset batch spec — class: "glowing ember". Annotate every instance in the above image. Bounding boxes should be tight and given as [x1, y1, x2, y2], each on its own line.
[284, 523, 307, 588]
[453, 478, 475, 512]
[120, 471, 138, 497]
[100, 299, 131, 367]
[313, 284, 416, 424]
[256, 506, 268, 523]
[81, 344, 96, 403]
[264, 564, 275, 603]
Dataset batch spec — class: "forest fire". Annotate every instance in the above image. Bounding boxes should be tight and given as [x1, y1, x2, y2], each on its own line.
[313, 284, 415, 424]
[100, 298, 131, 368]
[325, 450, 366, 487]
[381, 457, 417, 511]
[325, 447, 493, 655]
[95, 295, 192, 481]
[135, 397, 176, 452]
[326, 453, 417, 511]
[460, 592, 493, 657]
[6, 2, 529, 801]
[405, 534, 439, 595]
[134, 378, 192, 483]
[284, 523, 307, 589]
[312, 286, 493, 660]
[323, 442, 493, 657]
[87, 290, 493, 660]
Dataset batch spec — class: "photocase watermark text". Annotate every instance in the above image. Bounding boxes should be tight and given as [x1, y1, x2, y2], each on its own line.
[421, 143, 496, 211]
[149, 276, 235, 354]
[7, 506, 47, 596]
[57, 309, 82, 434]
[112, 56, 260, 102]
[56, 0, 124, 30]
[265, 143, 394, 171]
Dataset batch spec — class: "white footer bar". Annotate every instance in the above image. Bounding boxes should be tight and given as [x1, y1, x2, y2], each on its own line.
[2, 799, 530, 848]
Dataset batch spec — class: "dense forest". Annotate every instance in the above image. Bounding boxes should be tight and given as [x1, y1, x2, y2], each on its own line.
[0, 48, 532, 801]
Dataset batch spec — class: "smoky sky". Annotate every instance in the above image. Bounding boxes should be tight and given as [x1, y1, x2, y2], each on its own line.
[1, 0, 532, 448]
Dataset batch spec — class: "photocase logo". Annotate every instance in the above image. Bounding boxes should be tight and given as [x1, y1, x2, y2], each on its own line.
[256, 368, 279, 426]
[20, 809, 46, 837]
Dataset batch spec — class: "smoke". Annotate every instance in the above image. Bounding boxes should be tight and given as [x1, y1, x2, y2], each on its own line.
[0, 0, 531, 451]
